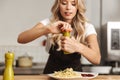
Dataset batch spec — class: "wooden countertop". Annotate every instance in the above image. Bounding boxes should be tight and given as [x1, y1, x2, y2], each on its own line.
[0, 75, 120, 80]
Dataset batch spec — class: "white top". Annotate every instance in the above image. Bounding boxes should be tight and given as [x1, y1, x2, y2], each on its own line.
[40, 18, 97, 52]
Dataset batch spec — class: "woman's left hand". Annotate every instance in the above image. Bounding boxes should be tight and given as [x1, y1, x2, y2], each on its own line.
[61, 36, 80, 53]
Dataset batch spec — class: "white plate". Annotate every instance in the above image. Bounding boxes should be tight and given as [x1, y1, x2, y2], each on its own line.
[48, 71, 98, 80]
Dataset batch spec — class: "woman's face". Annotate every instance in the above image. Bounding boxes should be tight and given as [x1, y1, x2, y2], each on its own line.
[59, 0, 77, 23]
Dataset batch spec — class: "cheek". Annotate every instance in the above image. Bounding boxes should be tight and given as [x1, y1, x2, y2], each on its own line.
[73, 9, 77, 15]
[59, 7, 65, 15]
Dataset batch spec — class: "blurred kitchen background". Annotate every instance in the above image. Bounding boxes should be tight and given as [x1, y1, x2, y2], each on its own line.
[0, 0, 120, 75]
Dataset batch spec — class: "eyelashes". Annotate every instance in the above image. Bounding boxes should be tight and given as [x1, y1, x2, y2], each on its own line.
[61, 2, 76, 6]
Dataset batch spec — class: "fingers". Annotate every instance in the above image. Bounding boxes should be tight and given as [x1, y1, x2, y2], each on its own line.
[71, 36, 76, 40]
[50, 21, 72, 34]
[60, 36, 77, 53]
[57, 21, 73, 32]
[61, 23, 72, 32]
[61, 37, 70, 49]
[60, 36, 76, 47]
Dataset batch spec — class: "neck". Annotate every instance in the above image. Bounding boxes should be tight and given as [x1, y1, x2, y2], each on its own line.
[64, 19, 72, 24]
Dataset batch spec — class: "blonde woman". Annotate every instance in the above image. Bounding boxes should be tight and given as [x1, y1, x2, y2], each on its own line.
[17, 0, 101, 74]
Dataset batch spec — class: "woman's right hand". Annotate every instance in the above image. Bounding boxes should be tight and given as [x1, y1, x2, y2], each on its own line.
[48, 21, 72, 34]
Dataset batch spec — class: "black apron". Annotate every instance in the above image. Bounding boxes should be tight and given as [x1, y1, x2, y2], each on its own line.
[43, 44, 82, 74]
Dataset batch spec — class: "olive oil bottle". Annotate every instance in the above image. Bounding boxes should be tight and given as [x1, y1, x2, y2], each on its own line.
[63, 31, 70, 54]
[3, 51, 14, 80]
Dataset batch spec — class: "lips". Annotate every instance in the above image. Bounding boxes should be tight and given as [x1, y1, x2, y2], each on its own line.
[64, 12, 72, 16]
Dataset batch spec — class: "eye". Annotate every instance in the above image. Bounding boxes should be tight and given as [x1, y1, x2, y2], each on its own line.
[72, 2, 76, 6]
[61, 1, 67, 5]
[72, 3, 76, 6]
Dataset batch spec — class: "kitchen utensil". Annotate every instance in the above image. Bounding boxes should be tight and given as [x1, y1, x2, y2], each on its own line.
[17, 53, 33, 68]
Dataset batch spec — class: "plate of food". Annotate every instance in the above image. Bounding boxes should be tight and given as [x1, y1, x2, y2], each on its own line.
[47, 68, 98, 80]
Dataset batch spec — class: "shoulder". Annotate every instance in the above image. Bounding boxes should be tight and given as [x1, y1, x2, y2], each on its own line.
[40, 18, 50, 25]
[85, 22, 97, 37]
[85, 22, 94, 29]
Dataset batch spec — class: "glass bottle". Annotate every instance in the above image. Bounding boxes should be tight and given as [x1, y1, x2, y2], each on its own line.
[63, 31, 70, 54]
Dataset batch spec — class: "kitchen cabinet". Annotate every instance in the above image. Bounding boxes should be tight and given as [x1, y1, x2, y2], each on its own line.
[0, 67, 44, 75]
[0, 75, 120, 80]
[0, 63, 45, 75]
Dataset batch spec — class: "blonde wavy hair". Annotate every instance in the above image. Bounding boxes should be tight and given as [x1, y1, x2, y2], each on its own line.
[49, 0, 87, 49]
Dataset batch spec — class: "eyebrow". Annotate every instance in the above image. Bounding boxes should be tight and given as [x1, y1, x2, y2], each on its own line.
[61, 0, 75, 2]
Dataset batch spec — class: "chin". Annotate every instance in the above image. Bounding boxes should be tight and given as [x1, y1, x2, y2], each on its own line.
[64, 17, 73, 21]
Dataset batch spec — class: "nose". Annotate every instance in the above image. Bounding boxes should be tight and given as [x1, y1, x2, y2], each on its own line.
[66, 3, 71, 10]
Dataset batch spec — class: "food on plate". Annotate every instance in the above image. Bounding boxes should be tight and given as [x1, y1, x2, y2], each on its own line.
[53, 68, 81, 78]
[81, 73, 94, 77]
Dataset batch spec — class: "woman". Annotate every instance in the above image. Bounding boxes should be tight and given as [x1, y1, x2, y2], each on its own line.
[17, 0, 101, 74]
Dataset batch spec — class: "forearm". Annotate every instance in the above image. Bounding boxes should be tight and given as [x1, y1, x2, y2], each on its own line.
[17, 23, 50, 44]
[76, 43, 101, 65]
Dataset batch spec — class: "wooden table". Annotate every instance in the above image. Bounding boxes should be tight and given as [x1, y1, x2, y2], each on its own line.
[0, 75, 120, 80]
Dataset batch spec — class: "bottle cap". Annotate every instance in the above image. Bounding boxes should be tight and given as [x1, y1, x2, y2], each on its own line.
[5, 51, 14, 59]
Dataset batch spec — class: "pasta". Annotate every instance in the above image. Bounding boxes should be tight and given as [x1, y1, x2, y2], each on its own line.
[53, 68, 81, 78]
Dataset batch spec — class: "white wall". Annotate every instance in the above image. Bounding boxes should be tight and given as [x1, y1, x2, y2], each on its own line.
[0, 0, 53, 46]
[0, 0, 54, 63]
[102, 0, 120, 24]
